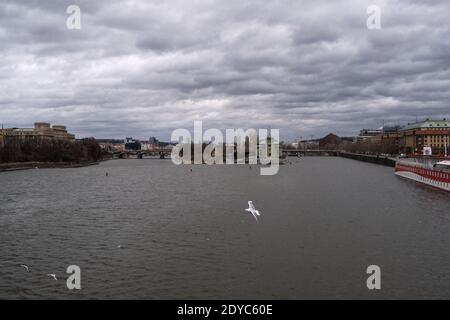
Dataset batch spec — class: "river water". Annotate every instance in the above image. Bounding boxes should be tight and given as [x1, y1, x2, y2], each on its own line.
[0, 157, 449, 299]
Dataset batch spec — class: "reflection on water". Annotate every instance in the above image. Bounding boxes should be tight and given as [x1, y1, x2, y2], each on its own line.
[0, 157, 449, 299]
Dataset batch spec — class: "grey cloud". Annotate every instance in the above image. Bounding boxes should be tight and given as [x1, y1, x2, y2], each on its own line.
[0, 0, 449, 140]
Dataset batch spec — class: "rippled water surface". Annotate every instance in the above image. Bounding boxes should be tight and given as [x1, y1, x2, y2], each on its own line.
[1, 157, 449, 299]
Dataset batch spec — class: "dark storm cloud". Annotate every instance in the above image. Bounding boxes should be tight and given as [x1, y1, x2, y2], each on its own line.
[0, 0, 449, 140]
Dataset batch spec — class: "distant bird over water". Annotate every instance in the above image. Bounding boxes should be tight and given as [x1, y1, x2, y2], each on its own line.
[47, 274, 58, 281]
[245, 201, 260, 223]
[20, 265, 29, 272]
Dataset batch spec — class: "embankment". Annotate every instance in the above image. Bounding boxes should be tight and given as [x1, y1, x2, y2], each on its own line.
[0, 161, 100, 172]
[338, 152, 397, 167]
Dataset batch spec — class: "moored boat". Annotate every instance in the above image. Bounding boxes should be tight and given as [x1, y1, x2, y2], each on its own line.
[395, 158, 450, 192]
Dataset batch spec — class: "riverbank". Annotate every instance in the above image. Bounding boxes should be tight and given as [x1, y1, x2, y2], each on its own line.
[0, 161, 100, 172]
[338, 152, 397, 167]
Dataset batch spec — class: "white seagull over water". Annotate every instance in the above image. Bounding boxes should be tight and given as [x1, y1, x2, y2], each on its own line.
[47, 274, 58, 281]
[20, 265, 29, 272]
[245, 201, 261, 222]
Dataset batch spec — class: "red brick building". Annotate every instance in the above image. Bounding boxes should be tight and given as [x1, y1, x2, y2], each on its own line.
[319, 133, 341, 149]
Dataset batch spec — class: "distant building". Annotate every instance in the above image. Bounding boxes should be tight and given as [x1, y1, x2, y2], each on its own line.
[373, 125, 401, 154]
[355, 125, 401, 144]
[149, 137, 159, 144]
[146, 137, 160, 150]
[319, 133, 341, 149]
[359, 128, 383, 136]
[340, 137, 355, 143]
[0, 122, 75, 144]
[399, 119, 450, 155]
[124, 137, 141, 151]
[140, 141, 160, 151]
[382, 125, 401, 133]
[96, 139, 124, 152]
[355, 128, 383, 142]
[299, 139, 319, 149]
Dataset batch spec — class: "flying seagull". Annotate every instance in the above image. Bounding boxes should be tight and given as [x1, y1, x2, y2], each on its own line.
[20, 265, 29, 272]
[245, 201, 260, 222]
[47, 274, 58, 281]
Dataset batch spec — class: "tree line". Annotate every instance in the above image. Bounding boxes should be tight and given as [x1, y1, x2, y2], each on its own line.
[340, 139, 399, 155]
[0, 137, 102, 163]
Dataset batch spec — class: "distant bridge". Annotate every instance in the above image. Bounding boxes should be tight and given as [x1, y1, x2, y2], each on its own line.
[113, 148, 172, 159]
[111, 148, 340, 160]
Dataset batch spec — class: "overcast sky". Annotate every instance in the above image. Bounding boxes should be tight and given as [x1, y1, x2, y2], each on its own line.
[0, 0, 449, 140]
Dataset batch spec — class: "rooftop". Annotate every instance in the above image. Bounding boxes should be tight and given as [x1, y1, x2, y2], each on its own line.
[400, 119, 449, 131]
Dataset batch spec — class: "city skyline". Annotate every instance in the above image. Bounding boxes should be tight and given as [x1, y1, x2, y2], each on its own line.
[1, 0, 450, 140]
[1, 117, 448, 142]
